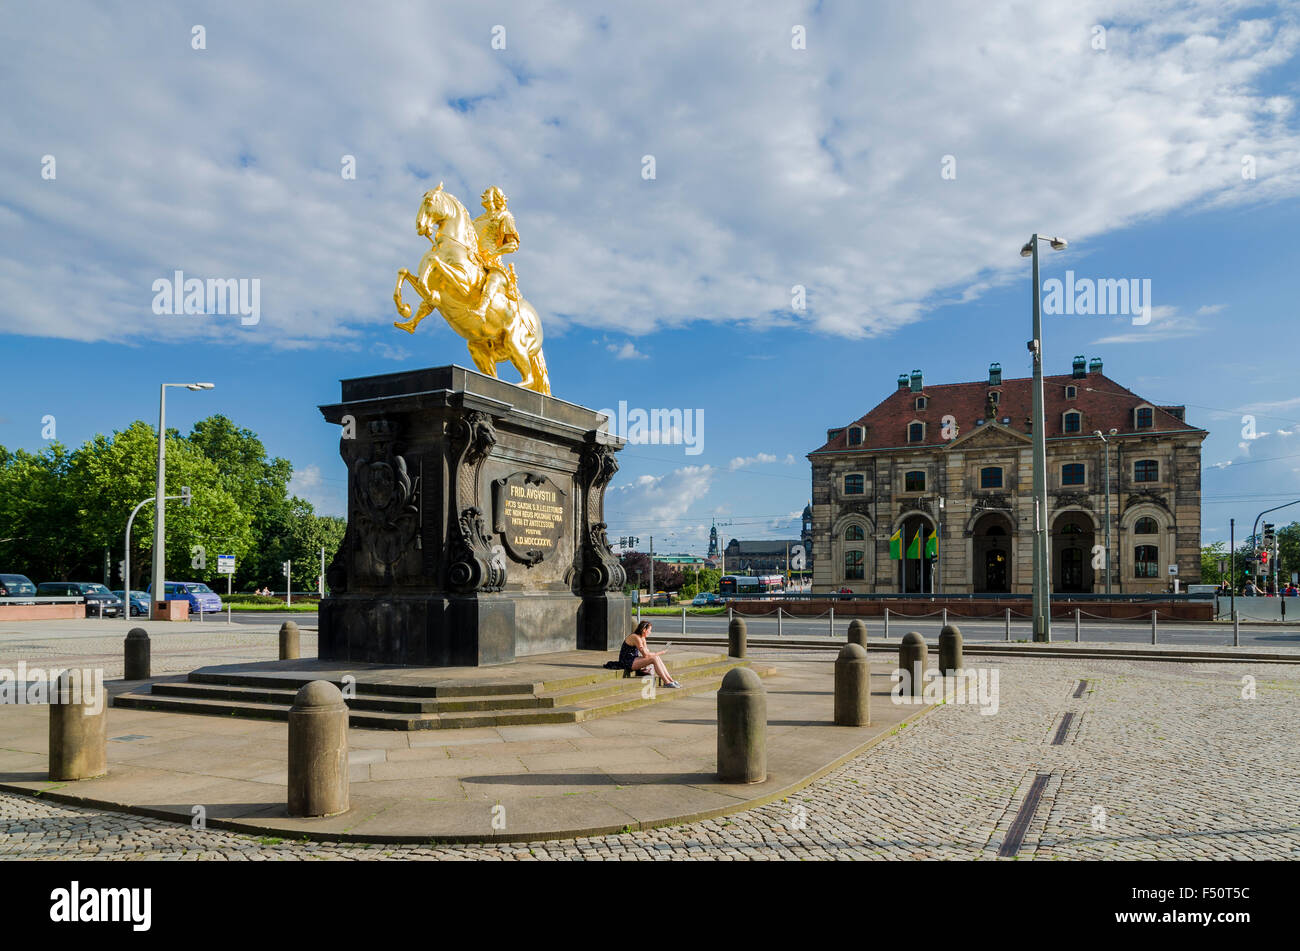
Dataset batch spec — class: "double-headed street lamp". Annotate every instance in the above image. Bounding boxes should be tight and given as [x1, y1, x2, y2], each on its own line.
[1021, 234, 1067, 642]
[1093, 429, 1118, 595]
[151, 382, 214, 618]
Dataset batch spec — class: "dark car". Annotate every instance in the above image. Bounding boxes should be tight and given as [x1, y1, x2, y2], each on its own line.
[36, 581, 124, 618]
[0, 574, 37, 603]
[112, 589, 150, 617]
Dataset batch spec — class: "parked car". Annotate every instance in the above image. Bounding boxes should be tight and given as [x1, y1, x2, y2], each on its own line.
[691, 592, 724, 606]
[0, 574, 37, 603]
[112, 589, 151, 617]
[148, 581, 224, 614]
[35, 581, 123, 617]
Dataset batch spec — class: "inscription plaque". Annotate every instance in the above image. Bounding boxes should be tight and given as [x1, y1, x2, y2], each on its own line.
[493, 472, 568, 565]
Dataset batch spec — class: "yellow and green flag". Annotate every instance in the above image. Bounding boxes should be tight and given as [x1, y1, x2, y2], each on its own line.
[905, 528, 921, 560]
[926, 527, 938, 558]
[889, 528, 902, 560]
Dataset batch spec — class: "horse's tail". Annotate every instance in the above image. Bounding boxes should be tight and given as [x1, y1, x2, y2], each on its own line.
[531, 348, 551, 396]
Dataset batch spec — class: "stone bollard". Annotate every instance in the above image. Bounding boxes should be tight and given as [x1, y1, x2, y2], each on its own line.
[287, 680, 350, 818]
[834, 643, 871, 727]
[48, 671, 107, 781]
[717, 666, 766, 783]
[728, 616, 747, 659]
[279, 621, 300, 661]
[938, 623, 963, 675]
[847, 618, 867, 647]
[899, 631, 927, 698]
[123, 627, 150, 680]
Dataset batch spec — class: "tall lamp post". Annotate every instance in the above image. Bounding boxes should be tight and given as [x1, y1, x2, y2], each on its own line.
[151, 382, 214, 618]
[1093, 429, 1118, 595]
[1021, 234, 1068, 642]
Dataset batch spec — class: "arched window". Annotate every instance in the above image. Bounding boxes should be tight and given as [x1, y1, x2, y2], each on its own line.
[1134, 545, 1159, 578]
[980, 466, 1003, 489]
[844, 525, 864, 541]
[904, 470, 926, 492]
[843, 474, 864, 495]
[1063, 411, 1082, 433]
[1134, 517, 1158, 534]
[844, 550, 865, 580]
[1134, 459, 1159, 483]
[908, 422, 925, 443]
[1062, 463, 1085, 485]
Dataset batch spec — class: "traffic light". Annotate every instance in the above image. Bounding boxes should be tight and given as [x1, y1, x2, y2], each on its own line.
[180, 485, 192, 507]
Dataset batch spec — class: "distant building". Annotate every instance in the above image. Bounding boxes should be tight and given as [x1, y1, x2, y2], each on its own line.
[723, 538, 802, 573]
[807, 358, 1206, 595]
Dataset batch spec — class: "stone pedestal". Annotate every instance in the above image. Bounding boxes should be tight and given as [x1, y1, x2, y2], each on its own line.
[317, 365, 631, 667]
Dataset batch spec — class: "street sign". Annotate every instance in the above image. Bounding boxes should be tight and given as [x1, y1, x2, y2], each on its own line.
[217, 554, 235, 574]
[1168, 564, 1178, 575]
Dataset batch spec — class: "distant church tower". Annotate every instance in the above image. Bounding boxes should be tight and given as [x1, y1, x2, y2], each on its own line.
[708, 523, 719, 558]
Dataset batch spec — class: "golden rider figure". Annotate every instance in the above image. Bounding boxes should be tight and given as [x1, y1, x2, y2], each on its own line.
[470, 186, 520, 320]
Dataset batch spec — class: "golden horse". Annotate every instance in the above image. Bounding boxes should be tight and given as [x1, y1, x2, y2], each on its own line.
[393, 184, 551, 395]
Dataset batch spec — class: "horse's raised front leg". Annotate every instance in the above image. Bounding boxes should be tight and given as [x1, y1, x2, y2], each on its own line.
[394, 268, 438, 333]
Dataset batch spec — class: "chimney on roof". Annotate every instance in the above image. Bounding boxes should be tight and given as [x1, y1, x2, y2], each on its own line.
[1072, 355, 1086, 378]
[988, 362, 1002, 386]
[909, 369, 923, 393]
[1089, 357, 1103, 374]
[897, 373, 910, 390]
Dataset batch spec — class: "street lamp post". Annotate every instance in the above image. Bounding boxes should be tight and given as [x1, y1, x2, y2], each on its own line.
[151, 382, 214, 618]
[1093, 429, 1118, 595]
[1021, 234, 1067, 642]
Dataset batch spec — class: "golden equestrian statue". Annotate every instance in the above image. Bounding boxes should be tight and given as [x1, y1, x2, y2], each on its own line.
[393, 183, 551, 395]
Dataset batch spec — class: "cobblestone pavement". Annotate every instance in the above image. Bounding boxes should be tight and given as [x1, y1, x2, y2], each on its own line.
[3, 651, 1299, 860]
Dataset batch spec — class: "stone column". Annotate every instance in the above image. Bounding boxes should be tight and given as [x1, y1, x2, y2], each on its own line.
[48, 671, 107, 781]
[279, 621, 300, 661]
[287, 681, 350, 818]
[834, 643, 871, 726]
[717, 667, 766, 783]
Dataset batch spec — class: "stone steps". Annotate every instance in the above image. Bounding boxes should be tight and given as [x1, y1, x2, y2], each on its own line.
[113, 653, 764, 731]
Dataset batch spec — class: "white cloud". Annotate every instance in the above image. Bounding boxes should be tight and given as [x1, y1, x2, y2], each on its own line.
[288, 464, 345, 517]
[729, 452, 778, 471]
[1090, 305, 1211, 344]
[606, 341, 647, 360]
[607, 465, 715, 524]
[1, 2, 1297, 349]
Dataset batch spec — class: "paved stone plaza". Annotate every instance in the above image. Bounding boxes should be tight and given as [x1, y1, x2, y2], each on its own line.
[4, 647, 1298, 860]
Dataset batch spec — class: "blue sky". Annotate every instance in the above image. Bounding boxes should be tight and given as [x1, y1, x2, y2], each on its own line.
[2, 1, 1298, 552]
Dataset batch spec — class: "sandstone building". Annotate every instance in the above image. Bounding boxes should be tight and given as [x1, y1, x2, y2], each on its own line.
[807, 358, 1206, 595]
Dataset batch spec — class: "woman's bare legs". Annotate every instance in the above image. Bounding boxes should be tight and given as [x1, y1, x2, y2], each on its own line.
[631, 654, 675, 684]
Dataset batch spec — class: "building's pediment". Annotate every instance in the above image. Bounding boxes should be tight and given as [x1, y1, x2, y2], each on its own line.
[944, 421, 1033, 452]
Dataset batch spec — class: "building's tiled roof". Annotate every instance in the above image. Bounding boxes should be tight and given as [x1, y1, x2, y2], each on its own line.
[810, 368, 1204, 454]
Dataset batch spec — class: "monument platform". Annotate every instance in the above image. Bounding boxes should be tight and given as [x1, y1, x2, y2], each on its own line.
[1, 652, 942, 843]
[113, 648, 758, 730]
[317, 365, 632, 668]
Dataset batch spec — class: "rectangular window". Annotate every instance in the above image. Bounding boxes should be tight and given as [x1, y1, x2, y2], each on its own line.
[1064, 412, 1081, 433]
[1134, 545, 1159, 578]
[1134, 459, 1158, 483]
[980, 467, 1002, 489]
[843, 474, 864, 495]
[1061, 463, 1085, 486]
[844, 550, 864, 580]
[908, 422, 924, 443]
[1136, 407, 1153, 428]
[904, 470, 926, 492]
[847, 427, 863, 446]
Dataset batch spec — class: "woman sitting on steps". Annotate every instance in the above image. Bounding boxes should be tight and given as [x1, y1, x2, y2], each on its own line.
[618, 620, 682, 688]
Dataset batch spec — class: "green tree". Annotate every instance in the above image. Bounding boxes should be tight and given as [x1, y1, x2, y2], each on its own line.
[0, 443, 81, 581]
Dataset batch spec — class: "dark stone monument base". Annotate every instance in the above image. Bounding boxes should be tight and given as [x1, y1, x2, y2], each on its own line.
[316, 365, 630, 667]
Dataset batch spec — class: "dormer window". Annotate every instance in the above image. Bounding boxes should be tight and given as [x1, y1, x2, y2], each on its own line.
[908, 421, 925, 443]
[915, 396, 928, 410]
[847, 426, 864, 447]
[1063, 411, 1082, 434]
[1135, 405, 1154, 429]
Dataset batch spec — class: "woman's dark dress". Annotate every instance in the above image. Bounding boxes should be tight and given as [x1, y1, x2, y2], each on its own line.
[618, 640, 641, 671]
